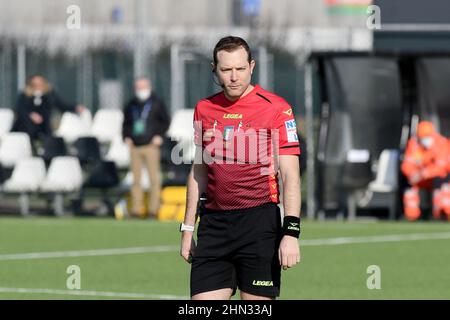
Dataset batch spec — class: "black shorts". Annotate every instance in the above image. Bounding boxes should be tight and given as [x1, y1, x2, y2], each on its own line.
[190, 202, 282, 298]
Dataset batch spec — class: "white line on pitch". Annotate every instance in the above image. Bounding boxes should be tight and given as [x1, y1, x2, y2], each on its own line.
[0, 245, 179, 261]
[300, 231, 450, 246]
[0, 287, 188, 300]
[1, 232, 450, 261]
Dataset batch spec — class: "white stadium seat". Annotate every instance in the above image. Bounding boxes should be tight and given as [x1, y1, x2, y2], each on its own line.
[55, 110, 92, 144]
[40, 156, 84, 217]
[167, 109, 194, 141]
[167, 109, 195, 162]
[0, 132, 32, 167]
[4, 157, 46, 192]
[91, 109, 123, 144]
[3, 157, 47, 216]
[40, 156, 83, 193]
[358, 149, 400, 220]
[105, 136, 130, 169]
[367, 149, 399, 193]
[0, 108, 14, 138]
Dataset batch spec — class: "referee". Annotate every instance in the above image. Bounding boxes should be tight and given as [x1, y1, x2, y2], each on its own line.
[180, 36, 301, 300]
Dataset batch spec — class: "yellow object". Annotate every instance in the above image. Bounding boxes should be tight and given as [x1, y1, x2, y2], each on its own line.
[114, 192, 150, 220]
[114, 199, 127, 220]
[115, 187, 188, 221]
[158, 186, 187, 222]
[158, 203, 186, 222]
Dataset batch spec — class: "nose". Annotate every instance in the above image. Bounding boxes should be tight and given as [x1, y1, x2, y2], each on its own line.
[230, 69, 238, 82]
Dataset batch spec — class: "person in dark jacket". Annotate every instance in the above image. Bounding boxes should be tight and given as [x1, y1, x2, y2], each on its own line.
[122, 77, 171, 218]
[13, 75, 85, 146]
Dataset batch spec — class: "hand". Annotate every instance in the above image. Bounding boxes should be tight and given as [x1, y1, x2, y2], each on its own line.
[421, 169, 431, 180]
[75, 104, 86, 114]
[409, 172, 422, 185]
[180, 231, 196, 264]
[29, 112, 43, 124]
[278, 235, 300, 270]
[151, 135, 164, 147]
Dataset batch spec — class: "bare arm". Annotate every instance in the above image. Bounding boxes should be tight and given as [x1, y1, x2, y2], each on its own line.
[184, 160, 208, 226]
[279, 155, 301, 218]
[278, 155, 301, 270]
[180, 147, 208, 263]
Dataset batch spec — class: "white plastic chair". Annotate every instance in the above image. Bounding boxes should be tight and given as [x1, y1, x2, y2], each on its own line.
[55, 110, 92, 144]
[368, 149, 399, 193]
[91, 109, 124, 144]
[167, 109, 194, 141]
[0, 132, 32, 167]
[105, 136, 130, 169]
[3, 157, 46, 216]
[40, 156, 83, 216]
[167, 109, 195, 162]
[4, 157, 46, 192]
[41, 156, 83, 193]
[358, 149, 400, 219]
[0, 108, 14, 138]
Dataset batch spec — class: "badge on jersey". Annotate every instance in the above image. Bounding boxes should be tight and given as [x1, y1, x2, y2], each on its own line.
[223, 126, 234, 141]
[284, 119, 299, 143]
[133, 119, 146, 136]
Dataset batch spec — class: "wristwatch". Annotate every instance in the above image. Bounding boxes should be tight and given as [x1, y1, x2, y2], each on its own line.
[179, 223, 195, 233]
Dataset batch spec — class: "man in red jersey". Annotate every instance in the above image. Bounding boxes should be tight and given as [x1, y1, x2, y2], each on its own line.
[180, 36, 301, 300]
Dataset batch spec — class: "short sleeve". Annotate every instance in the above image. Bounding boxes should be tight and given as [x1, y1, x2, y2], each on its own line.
[273, 104, 301, 156]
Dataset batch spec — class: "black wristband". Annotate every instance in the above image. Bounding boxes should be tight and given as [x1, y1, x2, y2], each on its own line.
[282, 216, 301, 238]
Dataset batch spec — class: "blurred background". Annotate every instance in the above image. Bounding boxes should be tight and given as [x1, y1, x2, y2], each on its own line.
[0, 0, 372, 116]
[0, 0, 449, 221]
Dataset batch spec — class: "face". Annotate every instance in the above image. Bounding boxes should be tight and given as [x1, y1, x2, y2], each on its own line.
[214, 47, 255, 101]
[30, 76, 46, 94]
[134, 78, 151, 92]
[134, 78, 152, 101]
[420, 136, 434, 149]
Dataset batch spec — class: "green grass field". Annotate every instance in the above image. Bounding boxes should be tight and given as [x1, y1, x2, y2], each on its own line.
[0, 217, 449, 300]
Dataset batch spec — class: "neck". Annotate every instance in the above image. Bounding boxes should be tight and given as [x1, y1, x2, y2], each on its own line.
[224, 84, 255, 102]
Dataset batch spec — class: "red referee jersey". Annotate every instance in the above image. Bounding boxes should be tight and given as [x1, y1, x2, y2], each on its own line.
[194, 85, 301, 211]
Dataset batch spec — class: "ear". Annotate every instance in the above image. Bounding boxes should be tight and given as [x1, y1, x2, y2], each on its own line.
[250, 60, 256, 74]
[211, 62, 216, 73]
